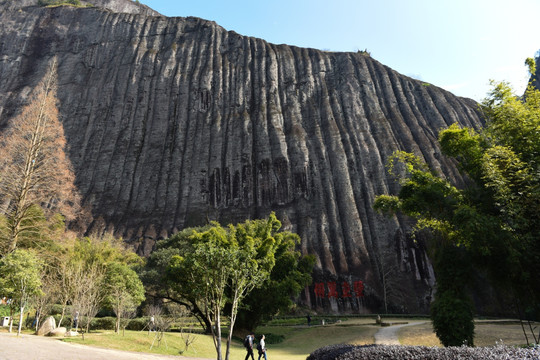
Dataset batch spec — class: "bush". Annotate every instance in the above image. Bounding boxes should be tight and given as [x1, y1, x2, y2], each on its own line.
[48, 304, 64, 315]
[260, 333, 284, 344]
[38, 0, 81, 6]
[0, 305, 10, 317]
[90, 317, 116, 330]
[431, 292, 475, 346]
[307, 344, 540, 360]
[51, 314, 72, 327]
[126, 317, 148, 331]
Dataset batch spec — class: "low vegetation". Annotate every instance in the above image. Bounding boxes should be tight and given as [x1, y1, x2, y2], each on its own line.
[2, 313, 536, 359]
[374, 59, 540, 346]
[307, 344, 540, 360]
[38, 0, 82, 6]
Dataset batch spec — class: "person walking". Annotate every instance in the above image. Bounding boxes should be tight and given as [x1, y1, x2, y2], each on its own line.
[244, 333, 255, 360]
[73, 311, 79, 331]
[257, 334, 268, 360]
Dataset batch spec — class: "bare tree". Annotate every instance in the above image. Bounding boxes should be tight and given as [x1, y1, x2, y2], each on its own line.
[119, 308, 137, 336]
[32, 269, 57, 331]
[376, 243, 403, 314]
[0, 57, 80, 255]
[71, 262, 105, 339]
[147, 305, 174, 350]
[177, 307, 197, 354]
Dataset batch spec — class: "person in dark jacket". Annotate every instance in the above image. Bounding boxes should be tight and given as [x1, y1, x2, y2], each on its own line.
[245, 333, 255, 360]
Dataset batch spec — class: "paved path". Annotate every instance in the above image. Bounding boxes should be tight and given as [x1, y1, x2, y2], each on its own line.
[0, 332, 213, 360]
[374, 321, 427, 345]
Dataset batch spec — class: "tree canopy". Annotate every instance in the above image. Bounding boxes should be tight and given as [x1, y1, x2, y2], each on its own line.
[142, 212, 313, 360]
[374, 60, 540, 345]
[0, 249, 43, 335]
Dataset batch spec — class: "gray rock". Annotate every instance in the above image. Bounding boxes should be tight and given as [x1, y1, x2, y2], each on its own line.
[48, 327, 67, 337]
[0, 2, 483, 312]
[37, 316, 56, 336]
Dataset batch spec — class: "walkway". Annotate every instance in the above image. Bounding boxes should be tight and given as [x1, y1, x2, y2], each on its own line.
[374, 321, 427, 345]
[0, 332, 212, 360]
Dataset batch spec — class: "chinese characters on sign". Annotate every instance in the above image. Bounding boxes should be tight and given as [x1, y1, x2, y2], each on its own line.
[313, 280, 364, 298]
[314, 282, 325, 298]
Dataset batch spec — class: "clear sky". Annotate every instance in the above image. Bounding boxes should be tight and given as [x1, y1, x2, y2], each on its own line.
[139, 0, 539, 101]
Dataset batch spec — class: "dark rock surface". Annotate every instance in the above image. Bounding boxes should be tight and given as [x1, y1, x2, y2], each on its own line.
[0, 0, 483, 312]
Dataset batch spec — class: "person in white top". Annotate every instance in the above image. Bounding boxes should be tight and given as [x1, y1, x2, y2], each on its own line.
[258, 334, 267, 360]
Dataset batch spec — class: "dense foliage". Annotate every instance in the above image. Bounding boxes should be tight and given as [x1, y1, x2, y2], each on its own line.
[38, 0, 81, 6]
[0, 249, 43, 335]
[142, 212, 313, 360]
[374, 59, 540, 345]
[234, 231, 315, 330]
[307, 344, 540, 360]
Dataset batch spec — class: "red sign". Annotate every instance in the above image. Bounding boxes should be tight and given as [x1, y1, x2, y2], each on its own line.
[342, 282, 352, 297]
[314, 282, 325, 298]
[314, 280, 364, 298]
[353, 281, 364, 297]
[327, 282, 338, 298]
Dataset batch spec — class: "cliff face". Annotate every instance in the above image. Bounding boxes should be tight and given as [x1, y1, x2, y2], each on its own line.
[0, 0, 483, 312]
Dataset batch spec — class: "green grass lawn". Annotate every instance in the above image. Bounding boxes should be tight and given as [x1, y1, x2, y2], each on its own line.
[3, 317, 534, 359]
[398, 319, 536, 347]
[59, 320, 377, 360]
[258, 321, 377, 360]
[62, 330, 239, 359]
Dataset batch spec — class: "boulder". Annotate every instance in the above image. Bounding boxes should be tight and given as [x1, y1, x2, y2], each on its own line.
[48, 327, 67, 337]
[37, 316, 56, 336]
[64, 330, 79, 337]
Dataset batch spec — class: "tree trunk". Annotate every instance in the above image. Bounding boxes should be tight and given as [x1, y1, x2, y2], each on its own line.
[17, 305, 24, 336]
[8, 306, 14, 333]
[58, 304, 66, 328]
[225, 294, 240, 360]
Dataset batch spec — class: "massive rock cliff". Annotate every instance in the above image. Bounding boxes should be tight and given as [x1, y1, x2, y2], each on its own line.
[0, 0, 483, 312]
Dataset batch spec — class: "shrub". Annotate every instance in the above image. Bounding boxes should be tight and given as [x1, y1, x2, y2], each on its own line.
[307, 344, 540, 360]
[90, 317, 116, 330]
[51, 314, 72, 327]
[0, 305, 10, 317]
[38, 0, 81, 7]
[48, 304, 64, 315]
[431, 292, 475, 346]
[260, 333, 284, 344]
[126, 317, 148, 331]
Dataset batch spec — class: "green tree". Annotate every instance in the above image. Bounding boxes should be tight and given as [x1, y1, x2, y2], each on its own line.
[444, 80, 540, 341]
[62, 236, 142, 337]
[0, 249, 43, 336]
[141, 225, 213, 332]
[144, 213, 294, 360]
[374, 59, 540, 345]
[169, 214, 282, 360]
[235, 232, 315, 330]
[103, 262, 145, 334]
[374, 151, 477, 346]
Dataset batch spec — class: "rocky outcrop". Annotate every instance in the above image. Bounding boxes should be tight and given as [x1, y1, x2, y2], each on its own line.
[0, 0, 483, 312]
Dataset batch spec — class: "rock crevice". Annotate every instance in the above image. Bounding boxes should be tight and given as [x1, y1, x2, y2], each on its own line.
[0, 1, 483, 312]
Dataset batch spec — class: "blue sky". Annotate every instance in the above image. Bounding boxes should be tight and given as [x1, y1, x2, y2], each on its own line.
[140, 0, 539, 101]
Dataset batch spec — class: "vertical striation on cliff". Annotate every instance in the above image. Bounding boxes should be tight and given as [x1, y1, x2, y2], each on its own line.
[0, 0, 483, 312]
